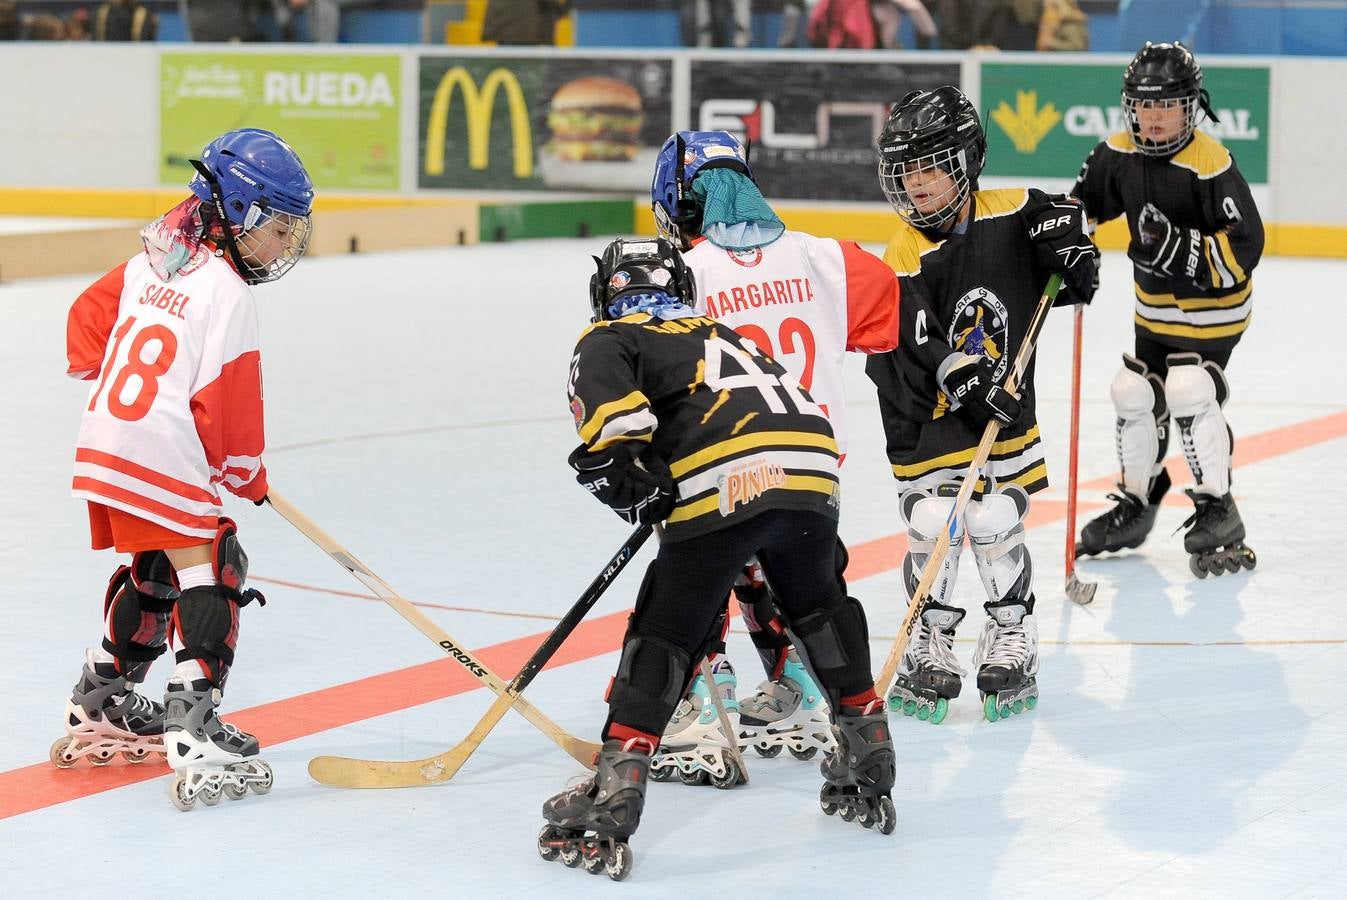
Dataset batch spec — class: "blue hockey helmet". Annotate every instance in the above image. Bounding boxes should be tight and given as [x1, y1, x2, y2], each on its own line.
[651, 130, 753, 247]
[189, 128, 314, 283]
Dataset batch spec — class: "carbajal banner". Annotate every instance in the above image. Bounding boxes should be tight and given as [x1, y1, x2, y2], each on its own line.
[982, 61, 1269, 183]
[160, 53, 401, 191]
[690, 59, 961, 202]
[418, 55, 674, 191]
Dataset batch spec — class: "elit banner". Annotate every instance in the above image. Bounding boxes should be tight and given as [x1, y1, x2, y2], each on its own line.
[160, 53, 401, 191]
[690, 59, 961, 202]
[418, 55, 674, 191]
[982, 62, 1270, 184]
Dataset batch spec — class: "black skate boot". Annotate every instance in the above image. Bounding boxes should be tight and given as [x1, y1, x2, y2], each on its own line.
[1181, 489, 1256, 578]
[1078, 468, 1171, 557]
[888, 603, 965, 725]
[973, 597, 1040, 723]
[819, 700, 897, 834]
[538, 738, 652, 881]
[51, 651, 166, 768]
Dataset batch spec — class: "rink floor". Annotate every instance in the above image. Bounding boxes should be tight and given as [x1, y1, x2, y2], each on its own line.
[2, 239, 1344, 898]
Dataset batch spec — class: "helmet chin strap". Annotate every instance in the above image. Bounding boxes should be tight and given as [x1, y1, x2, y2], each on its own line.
[189, 158, 255, 283]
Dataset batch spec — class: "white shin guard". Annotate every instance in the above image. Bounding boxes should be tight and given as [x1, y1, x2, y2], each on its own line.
[899, 486, 965, 608]
[1111, 355, 1167, 499]
[1165, 353, 1233, 496]
[965, 484, 1033, 606]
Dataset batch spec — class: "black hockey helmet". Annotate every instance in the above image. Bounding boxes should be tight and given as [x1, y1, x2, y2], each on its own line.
[876, 85, 986, 231]
[589, 237, 696, 322]
[1122, 41, 1217, 156]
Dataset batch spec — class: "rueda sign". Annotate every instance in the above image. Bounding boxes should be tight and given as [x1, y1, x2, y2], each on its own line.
[160, 53, 401, 190]
[982, 62, 1269, 184]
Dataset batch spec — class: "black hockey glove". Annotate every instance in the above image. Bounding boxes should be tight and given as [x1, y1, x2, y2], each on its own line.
[1027, 195, 1098, 305]
[939, 354, 1022, 427]
[568, 442, 676, 527]
[1137, 202, 1203, 283]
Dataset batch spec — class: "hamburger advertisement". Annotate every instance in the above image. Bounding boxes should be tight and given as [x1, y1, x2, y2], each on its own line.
[418, 55, 672, 191]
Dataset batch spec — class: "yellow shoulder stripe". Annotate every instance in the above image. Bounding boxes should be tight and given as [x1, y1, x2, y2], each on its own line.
[973, 188, 1030, 221]
[578, 390, 649, 444]
[1171, 131, 1232, 179]
[1106, 131, 1136, 153]
[882, 225, 942, 277]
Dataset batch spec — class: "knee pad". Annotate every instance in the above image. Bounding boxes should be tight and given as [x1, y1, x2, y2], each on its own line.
[900, 486, 964, 607]
[1165, 354, 1233, 495]
[173, 584, 241, 689]
[1111, 355, 1168, 498]
[603, 635, 693, 740]
[966, 485, 1033, 605]
[101, 551, 179, 683]
[786, 595, 872, 701]
[211, 517, 265, 606]
[734, 564, 792, 679]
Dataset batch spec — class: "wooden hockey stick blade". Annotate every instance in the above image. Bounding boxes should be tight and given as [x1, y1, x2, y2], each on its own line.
[874, 275, 1062, 696]
[699, 658, 749, 785]
[266, 490, 600, 780]
[1065, 573, 1098, 606]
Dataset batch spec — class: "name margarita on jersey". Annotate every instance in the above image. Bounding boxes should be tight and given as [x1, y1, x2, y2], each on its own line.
[703, 277, 816, 317]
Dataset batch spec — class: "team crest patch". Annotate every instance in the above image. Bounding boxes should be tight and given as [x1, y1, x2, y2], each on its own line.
[728, 247, 763, 267]
[949, 287, 1010, 379]
[609, 271, 631, 290]
[716, 459, 788, 516]
[570, 396, 586, 431]
[650, 268, 672, 286]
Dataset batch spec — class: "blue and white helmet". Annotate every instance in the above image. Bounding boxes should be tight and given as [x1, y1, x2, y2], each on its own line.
[190, 128, 314, 284]
[650, 130, 753, 248]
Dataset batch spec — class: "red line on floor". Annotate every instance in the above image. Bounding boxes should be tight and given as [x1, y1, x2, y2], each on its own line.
[5, 408, 1345, 819]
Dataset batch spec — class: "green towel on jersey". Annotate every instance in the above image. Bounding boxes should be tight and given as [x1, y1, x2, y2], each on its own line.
[691, 168, 786, 251]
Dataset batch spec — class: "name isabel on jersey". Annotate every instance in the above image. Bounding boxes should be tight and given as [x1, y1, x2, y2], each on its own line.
[136, 283, 191, 319]
[703, 277, 816, 317]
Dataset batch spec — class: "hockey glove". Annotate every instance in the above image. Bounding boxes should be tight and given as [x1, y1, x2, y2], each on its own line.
[1027, 195, 1099, 305]
[939, 354, 1022, 427]
[568, 442, 676, 526]
[1137, 202, 1203, 283]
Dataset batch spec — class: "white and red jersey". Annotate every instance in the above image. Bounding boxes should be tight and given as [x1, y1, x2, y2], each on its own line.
[685, 231, 900, 455]
[67, 251, 267, 539]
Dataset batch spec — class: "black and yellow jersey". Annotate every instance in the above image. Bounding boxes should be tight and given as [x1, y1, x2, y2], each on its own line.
[1073, 130, 1264, 352]
[568, 311, 840, 542]
[864, 188, 1061, 495]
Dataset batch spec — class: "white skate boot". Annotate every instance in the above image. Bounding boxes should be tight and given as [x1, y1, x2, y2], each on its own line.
[51, 650, 167, 768]
[164, 676, 273, 810]
[649, 659, 745, 789]
[737, 650, 833, 760]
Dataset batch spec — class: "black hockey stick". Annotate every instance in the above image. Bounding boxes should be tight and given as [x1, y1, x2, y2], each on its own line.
[308, 522, 653, 787]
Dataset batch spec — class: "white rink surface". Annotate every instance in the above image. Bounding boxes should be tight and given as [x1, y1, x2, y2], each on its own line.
[2, 241, 1345, 899]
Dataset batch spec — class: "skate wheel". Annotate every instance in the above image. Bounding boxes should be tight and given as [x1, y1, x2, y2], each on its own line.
[559, 843, 582, 868]
[201, 784, 223, 806]
[605, 842, 633, 882]
[930, 697, 949, 726]
[711, 757, 742, 790]
[49, 737, 76, 769]
[753, 743, 783, 759]
[169, 775, 195, 812]
[224, 781, 248, 801]
[788, 745, 818, 761]
[1011, 700, 1024, 714]
[89, 751, 114, 767]
[250, 763, 275, 795]
[1189, 555, 1209, 578]
[123, 747, 152, 764]
[537, 825, 561, 862]
[649, 764, 675, 782]
[1242, 549, 1257, 570]
[677, 767, 708, 787]
[886, 695, 902, 713]
[839, 805, 856, 822]
[582, 847, 605, 875]
[858, 806, 875, 828]
[916, 704, 930, 721]
[902, 700, 918, 717]
[877, 796, 897, 835]
[1025, 696, 1038, 710]
[983, 695, 999, 724]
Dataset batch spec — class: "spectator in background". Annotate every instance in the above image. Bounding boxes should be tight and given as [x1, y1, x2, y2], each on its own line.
[681, 0, 752, 47]
[275, 0, 344, 43]
[25, 12, 69, 39]
[483, 0, 569, 45]
[936, 0, 1034, 50]
[778, 0, 812, 46]
[179, 0, 268, 41]
[872, 0, 937, 48]
[94, 1, 158, 41]
[807, 0, 876, 48]
[0, 0, 18, 40]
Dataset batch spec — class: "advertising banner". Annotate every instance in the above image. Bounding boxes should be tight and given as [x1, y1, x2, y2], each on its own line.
[160, 53, 401, 191]
[689, 59, 961, 202]
[418, 55, 674, 191]
[982, 62, 1270, 184]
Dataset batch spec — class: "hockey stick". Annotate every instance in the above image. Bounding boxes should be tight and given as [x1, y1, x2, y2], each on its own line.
[349, 523, 653, 788]
[1064, 303, 1098, 605]
[652, 522, 750, 785]
[263, 490, 603, 785]
[875, 274, 1063, 697]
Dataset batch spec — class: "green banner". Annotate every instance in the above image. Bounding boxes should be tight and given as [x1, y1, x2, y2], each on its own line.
[160, 53, 401, 191]
[982, 62, 1269, 184]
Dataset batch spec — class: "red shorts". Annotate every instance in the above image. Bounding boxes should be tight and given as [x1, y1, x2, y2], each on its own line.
[87, 502, 212, 554]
